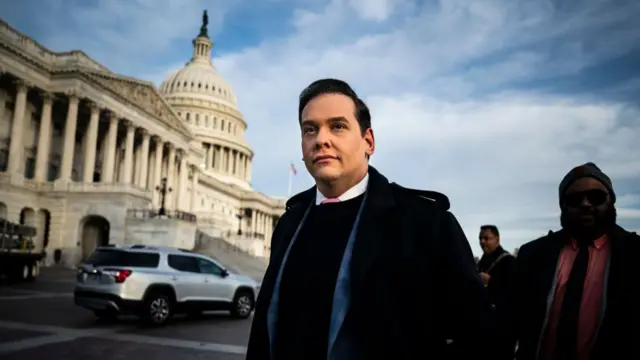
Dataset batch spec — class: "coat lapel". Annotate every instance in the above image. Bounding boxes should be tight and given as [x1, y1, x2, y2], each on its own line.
[252, 188, 314, 360]
[349, 167, 396, 305]
[327, 167, 396, 359]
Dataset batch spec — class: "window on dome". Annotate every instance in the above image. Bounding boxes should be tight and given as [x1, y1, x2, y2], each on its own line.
[212, 86, 216, 91]
[195, 114, 200, 126]
[206, 84, 209, 90]
[186, 113, 191, 122]
[221, 120, 225, 129]
[198, 82, 202, 89]
[191, 82, 194, 88]
[213, 118, 217, 128]
[205, 116, 209, 127]
[183, 81, 187, 87]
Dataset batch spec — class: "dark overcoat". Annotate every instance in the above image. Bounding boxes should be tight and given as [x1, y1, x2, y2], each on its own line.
[246, 166, 496, 360]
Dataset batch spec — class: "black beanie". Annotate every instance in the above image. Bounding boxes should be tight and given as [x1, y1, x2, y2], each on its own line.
[558, 162, 616, 204]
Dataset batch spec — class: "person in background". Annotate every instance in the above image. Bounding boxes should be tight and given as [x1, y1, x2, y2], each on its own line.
[501, 162, 639, 360]
[246, 78, 495, 360]
[477, 225, 516, 308]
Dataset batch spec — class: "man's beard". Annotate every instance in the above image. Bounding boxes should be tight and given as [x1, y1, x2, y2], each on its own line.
[560, 206, 617, 241]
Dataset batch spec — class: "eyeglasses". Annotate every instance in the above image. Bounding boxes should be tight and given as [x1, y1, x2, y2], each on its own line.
[563, 189, 608, 208]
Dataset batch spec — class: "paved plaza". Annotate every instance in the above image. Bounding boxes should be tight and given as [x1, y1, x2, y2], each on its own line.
[0, 267, 252, 359]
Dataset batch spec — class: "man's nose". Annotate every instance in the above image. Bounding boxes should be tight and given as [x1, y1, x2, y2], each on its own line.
[579, 196, 593, 207]
[314, 128, 331, 148]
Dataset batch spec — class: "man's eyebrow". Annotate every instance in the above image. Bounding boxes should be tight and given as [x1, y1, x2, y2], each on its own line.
[327, 116, 348, 122]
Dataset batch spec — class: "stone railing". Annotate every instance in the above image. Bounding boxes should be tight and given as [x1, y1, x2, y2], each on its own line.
[0, 174, 152, 197]
[64, 182, 152, 199]
[127, 209, 197, 223]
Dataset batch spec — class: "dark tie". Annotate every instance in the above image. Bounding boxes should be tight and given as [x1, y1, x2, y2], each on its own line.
[554, 240, 592, 360]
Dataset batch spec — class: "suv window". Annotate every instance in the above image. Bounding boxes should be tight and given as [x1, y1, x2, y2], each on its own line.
[167, 254, 200, 273]
[196, 258, 223, 276]
[87, 249, 159, 268]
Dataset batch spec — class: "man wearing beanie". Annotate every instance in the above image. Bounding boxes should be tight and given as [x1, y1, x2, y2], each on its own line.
[500, 163, 639, 360]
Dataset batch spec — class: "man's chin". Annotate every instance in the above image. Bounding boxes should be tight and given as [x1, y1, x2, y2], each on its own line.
[312, 166, 341, 182]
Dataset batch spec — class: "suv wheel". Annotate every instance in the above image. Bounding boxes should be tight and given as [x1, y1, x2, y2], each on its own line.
[142, 292, 173, 326]
[230, 290, 254, 318]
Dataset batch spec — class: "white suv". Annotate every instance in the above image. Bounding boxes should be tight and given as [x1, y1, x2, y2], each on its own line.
[74, 245, 261, 326]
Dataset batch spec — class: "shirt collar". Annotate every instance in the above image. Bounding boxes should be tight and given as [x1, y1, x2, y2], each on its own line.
[570, 234, 608, 250]
[315, 173, 369, 205]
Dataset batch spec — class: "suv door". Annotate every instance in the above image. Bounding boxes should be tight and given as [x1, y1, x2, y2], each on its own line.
[167, 254, 208, 302]
[196, 258, 235, 302]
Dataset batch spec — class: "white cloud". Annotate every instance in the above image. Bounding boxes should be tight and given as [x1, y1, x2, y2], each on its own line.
[5, 0, 639, 254]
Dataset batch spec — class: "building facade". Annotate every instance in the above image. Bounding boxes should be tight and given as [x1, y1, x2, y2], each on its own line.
[0, 16, 285, 266]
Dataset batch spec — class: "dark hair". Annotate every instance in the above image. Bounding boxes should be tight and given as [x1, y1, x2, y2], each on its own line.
[480, 225, 500, 238]
[298, 78, 371, 136]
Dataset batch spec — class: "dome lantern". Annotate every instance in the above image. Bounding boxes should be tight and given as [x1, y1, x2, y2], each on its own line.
[191, 10, 213, 66]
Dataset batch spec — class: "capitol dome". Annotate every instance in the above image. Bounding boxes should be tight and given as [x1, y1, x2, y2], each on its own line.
[159, 11, 253, 190]
[160, 51, 238, 108]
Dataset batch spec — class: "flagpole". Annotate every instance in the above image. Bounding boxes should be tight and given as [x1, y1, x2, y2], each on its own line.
[287, 166, 293, 197]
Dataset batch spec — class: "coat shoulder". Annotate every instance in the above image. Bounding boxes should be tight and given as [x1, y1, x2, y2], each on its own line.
[389, 183, 451, 211]
[518, 229, 561, 258]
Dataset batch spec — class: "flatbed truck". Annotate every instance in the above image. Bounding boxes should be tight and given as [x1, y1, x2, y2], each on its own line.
[0, 217, 44, 282]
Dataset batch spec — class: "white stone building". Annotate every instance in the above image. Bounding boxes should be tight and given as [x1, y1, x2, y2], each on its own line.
[0, 15, 285, 266]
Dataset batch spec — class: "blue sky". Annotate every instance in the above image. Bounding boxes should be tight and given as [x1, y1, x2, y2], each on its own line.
[2, 0, 639, 254]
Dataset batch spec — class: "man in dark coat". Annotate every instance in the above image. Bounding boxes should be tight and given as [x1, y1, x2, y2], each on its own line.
[245, 78, 495, 360]
[477, 224, 516, 308]
[501, 162, 639, 360]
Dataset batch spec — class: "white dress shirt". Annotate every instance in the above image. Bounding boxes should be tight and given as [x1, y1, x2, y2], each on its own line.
[315, 173, 369, 205]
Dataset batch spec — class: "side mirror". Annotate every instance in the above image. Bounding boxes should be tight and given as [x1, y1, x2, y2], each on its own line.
[221, 269, 229, 277]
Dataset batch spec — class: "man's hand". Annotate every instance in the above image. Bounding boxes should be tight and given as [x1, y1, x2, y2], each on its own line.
[479, 272, 491, 286]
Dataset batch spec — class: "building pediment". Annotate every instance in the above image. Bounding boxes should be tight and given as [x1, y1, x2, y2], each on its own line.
[83, 72, 192, 137]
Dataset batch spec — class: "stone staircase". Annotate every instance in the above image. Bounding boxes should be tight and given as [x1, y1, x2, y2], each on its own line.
[193, 230, 268, 282]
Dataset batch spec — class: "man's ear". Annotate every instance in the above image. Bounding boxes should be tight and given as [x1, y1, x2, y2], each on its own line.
[364, 128, 375, 157]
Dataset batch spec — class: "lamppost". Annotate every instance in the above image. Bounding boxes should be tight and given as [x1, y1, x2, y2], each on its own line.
[236, 208, 244, 235]
[155, 177, 172, 216]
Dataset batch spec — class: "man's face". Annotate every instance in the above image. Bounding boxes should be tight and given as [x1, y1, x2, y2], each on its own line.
[479, 229, 499, 255]
[300, 93, 374, 183]
[561, 177, 614, 237]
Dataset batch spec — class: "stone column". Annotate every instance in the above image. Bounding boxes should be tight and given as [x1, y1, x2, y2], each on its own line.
[246, 157, 252, 182]
[239, 154, 245, 179]
[207, 144, 214, 169]
[101, 112, 118, 182]
[166, 145, 176, 210]
[265, 215, 272, 248]
[121, 121, 135, 184]
[133, 143, 141, 185]
[190, 168, 198, 211]
[256, 212, 262, 235]
[82, 102, 100, 183]
[216, 146, 222, 172]
[251, 210, 257, 237]
[34, 92, 54, 182]
[176, 150, 188, 211]
[138, 130, 150, 188]
[59, 91, 80, 181]
[7, 80, 30, 175]
[234, 150, 239, 176]
[152, 136, 163, 205]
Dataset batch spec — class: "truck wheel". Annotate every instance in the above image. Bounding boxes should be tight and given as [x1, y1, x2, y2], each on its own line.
[21, 264, 30, 282]
[27, 262, 39, 281]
